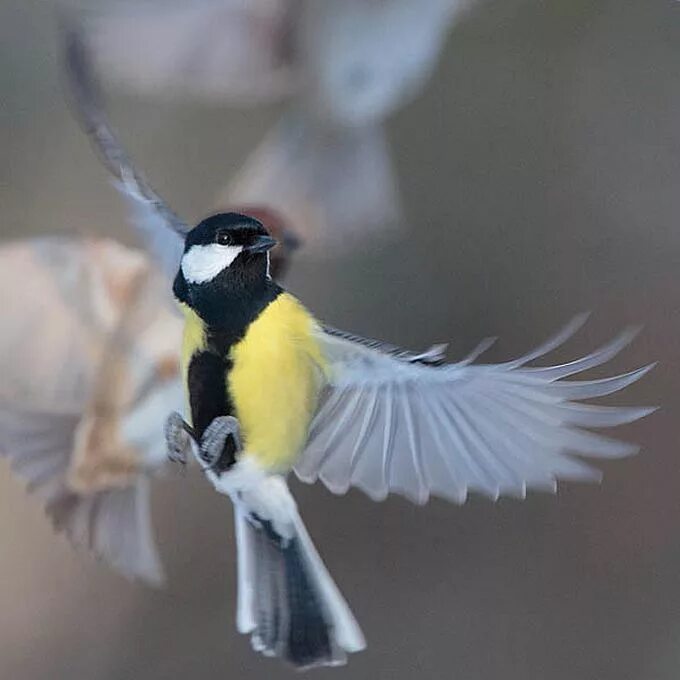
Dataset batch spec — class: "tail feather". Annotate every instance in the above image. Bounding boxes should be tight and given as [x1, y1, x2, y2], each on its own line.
[234, 506, 365, 668]
[251, 521, 289, 657]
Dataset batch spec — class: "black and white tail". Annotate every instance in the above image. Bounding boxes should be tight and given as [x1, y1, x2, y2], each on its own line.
[234, 505, 365, 668]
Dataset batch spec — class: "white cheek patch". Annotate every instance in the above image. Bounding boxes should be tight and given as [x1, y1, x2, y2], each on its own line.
[181, 243, 243, 284]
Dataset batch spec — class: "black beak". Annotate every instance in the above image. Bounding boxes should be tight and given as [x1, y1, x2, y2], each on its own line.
[246, 235, 277, 254]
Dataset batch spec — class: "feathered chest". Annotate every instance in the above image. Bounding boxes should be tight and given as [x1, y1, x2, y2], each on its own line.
[181, 293, 328, 471]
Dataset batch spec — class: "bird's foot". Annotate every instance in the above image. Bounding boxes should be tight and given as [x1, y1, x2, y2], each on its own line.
[199, 415, 241, 474]
[164, 411, 194, 465]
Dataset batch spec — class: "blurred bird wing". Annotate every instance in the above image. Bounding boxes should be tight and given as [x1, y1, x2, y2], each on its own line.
[0, 238, 117, 414]
[70, 264, 183, 484]
[295, 315, 655, 504]
[63, 20, 189, 280]
[299, 0, 473, 125]
[0, 238, 179, 584]
[86, 0, 297, 104]
[0, 406, 165, 585]
[223, 114, 401, 253]
[0, 237, 172, 418]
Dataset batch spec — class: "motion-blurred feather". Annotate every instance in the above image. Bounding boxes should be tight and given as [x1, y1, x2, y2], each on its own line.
[223, 115, 400, 245]
[80, 0, 476, 252]
[64, 22, 301, 280]
[90, 0, 296, 104]
[0, 238, 182, 584]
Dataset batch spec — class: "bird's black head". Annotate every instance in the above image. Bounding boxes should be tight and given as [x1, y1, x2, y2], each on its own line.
[173, 212, 279, 326]
[183, 212, 276, 253]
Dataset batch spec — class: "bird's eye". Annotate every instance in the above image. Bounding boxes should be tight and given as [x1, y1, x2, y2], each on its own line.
[215, 230, 231, 246]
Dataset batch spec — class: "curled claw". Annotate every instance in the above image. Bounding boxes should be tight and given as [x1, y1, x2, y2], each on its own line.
[165, 411, 194, 465]
[199, 415, 242, 474]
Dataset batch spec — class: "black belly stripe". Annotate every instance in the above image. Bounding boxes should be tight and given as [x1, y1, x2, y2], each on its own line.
[187, 351, 233, 439]
[188, 350, 239, 472]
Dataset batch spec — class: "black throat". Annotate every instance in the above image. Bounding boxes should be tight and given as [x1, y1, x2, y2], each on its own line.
[174, 267, 282, 350]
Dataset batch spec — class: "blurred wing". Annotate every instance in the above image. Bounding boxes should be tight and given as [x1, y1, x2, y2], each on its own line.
[0, 239, 105, 413]
[223, 114, 401, 254]
[299, 0, 474, 125]
[63, 19, 189, 279]
[48, 477, 165, 587]
[0, 407, 165, 585]
[0, 239, 173, 584]
[87, 0, 297, 103]
[296, 316, 655, 504]
[0, 237, 164, 413]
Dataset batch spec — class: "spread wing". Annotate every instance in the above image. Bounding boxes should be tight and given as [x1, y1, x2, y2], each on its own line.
[63, 18, 189, 280]
[295, 315, 655, 504]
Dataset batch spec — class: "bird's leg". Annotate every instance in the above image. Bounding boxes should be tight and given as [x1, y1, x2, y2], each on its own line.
[164, 411, 194, 465]
[199, 415, 241, 475]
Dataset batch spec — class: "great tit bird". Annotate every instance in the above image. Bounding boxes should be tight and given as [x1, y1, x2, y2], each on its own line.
[63, 24, 655, 668]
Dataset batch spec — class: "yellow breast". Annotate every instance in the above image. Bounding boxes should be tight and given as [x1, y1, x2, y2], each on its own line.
[228, 293, 327, 471]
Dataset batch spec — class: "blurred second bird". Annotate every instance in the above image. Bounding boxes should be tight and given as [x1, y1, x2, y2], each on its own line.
[82, 0, 477, 252]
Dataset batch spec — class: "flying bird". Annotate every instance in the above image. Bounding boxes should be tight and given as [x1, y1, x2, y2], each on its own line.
[63, 22, 655, 668]
[78, 0, 476, 253]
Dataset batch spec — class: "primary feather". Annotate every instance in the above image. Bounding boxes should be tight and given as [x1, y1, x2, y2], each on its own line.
[296, 317, 654, 504]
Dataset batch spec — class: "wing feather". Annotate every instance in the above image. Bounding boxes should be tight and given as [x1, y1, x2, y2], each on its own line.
[295, 318, 654, 504]
[385, 385, 424, 504]
[378, 384, 397, 501]
[316, 389, 366, 494]
[456, 394, 527, 498]
[0, 407, 164, 584]
[86, 0, 296, 103]
[497, 313, 590, 368]
[522, 328, 639, 380]
[415, 386, 467, 503]
[350, 388, 391, 500]
[470, 391, 603, 484]
[348, 386, 381, 479]
[63, 18, 189, 280]
[400, 385, 427, 503]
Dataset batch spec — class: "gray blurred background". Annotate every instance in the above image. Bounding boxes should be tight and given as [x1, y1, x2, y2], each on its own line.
[1, 0, 678, 678]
